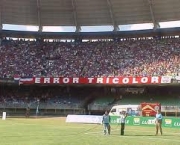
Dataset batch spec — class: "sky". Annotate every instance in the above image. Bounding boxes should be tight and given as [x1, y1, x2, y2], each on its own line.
[2, 20, 180, 32]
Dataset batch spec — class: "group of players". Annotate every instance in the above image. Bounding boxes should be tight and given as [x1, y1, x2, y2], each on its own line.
[102, 110, 163, 136]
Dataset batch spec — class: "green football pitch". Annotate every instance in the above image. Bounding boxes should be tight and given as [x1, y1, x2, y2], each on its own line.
[0, 117, 179, 145]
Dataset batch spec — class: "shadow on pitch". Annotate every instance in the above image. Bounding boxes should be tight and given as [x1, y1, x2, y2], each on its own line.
[125, 134, 171, 136]
[110, 134, 172, 137]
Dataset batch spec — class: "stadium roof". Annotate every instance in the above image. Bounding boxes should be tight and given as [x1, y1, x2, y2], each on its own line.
[0, 0, 180, 31]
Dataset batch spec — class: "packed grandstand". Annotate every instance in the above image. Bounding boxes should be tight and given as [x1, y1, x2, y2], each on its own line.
[0, 38, 179, 78]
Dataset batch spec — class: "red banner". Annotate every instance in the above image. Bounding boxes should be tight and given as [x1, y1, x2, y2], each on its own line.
[141, 103, 161, 117]
[19, 76, 167, 85]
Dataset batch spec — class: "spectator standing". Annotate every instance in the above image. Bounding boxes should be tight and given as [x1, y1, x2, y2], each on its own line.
[119, 111, 128, 135]
[102, 110, 111, 135]
[155, 110, 163, 135]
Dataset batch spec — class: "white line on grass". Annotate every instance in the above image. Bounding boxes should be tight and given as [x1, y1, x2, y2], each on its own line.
[6, 122, 90, 128]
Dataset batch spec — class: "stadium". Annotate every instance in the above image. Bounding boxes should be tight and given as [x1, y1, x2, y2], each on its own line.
[0, 0, 180, 145]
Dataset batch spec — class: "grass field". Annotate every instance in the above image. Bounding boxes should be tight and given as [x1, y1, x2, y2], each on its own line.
[0, 117, 179, 145]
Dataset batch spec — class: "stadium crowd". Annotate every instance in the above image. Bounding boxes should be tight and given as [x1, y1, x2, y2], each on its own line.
[0, 86, 83, 108]
[0, 38, 179, 78]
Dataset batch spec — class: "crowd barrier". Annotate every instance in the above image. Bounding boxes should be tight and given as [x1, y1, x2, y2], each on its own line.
[66, 115, 102, 124]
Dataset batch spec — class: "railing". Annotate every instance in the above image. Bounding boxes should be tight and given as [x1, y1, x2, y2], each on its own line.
[88, 104, 180, 116]
[161, 106, 180, 117]
[0, 102, 82, 110]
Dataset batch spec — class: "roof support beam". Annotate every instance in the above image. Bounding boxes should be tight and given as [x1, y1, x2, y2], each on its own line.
[106, 0, 119, 31]
[37, 0, 42, 32]
[72, 0, 81, 32]
[147, 0, 160, 29]
[0, 0, 3, 30]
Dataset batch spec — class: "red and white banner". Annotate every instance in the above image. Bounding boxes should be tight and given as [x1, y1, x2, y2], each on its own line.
[141, 103, 161, 117]
[18, 76, 172, 85]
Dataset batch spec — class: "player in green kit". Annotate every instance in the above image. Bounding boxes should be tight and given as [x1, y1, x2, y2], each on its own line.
[102, 111, 111, 135]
